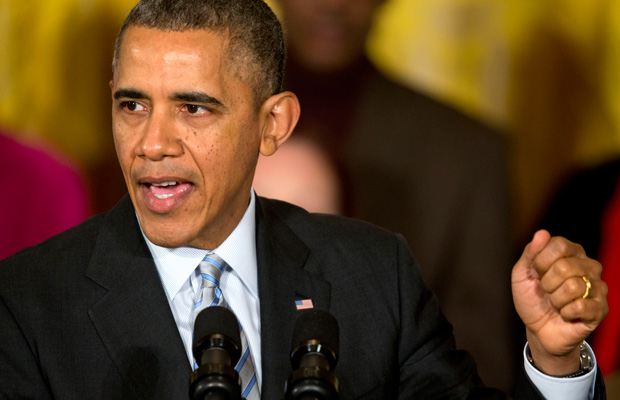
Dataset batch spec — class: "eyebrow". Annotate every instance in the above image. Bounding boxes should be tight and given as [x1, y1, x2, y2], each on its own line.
[172, 91, 226, 110]
[113, 88, 148, 101]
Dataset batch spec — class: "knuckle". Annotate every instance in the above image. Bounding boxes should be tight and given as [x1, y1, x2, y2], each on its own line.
[593, 301, 609, 323]
[592, 261, 603, 277]
[552, 236, 585, 258]
[551, 237, 570, 254]
[572, 299, 586, 314]
[554, 258, 571, 276]
[573, 242, 585, 255]
[565, 278, 581, 295]
[600, 303, 609, 321]
[599, 280, 609, 297]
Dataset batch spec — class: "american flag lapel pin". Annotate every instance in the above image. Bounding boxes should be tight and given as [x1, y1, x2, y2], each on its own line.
[295, 299, 314, 310]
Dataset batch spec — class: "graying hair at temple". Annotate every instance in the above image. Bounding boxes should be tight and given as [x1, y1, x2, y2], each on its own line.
[112, 0, 285, 104]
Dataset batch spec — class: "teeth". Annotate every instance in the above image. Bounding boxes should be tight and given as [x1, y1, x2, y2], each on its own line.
[152, 181, 178, 187]
[154, 193, 174, 199]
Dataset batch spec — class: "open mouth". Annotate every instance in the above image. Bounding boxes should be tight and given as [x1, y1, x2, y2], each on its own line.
[137, 178, 194, 214]
[143, 181, 193, 201]
[148, 181, 179, 199]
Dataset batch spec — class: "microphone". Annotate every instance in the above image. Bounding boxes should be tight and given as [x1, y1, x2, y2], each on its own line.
[285, 309, 340, 400]
[189, 306, 242, 400]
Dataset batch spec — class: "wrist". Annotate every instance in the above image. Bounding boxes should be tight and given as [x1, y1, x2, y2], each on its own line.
[525, 339, 593, 377]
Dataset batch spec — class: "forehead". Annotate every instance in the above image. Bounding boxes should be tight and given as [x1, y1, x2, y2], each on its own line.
[114, 26, 234, 92]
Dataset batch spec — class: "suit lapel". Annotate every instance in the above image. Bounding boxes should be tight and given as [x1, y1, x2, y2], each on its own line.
[255, 197, 332, 399]
[86, 196, 191, 399]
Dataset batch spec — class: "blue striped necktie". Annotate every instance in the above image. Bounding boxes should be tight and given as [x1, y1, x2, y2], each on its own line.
[193, 253, 259, 400]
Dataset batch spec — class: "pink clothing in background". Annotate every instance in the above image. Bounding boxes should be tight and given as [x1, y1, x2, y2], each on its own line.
[0, 133, 90, 260]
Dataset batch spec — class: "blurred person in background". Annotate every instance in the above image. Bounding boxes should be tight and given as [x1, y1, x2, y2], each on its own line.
[254, 136, 343, 214]
[0, 129, 90, 259]
[253, 0, 515, 389]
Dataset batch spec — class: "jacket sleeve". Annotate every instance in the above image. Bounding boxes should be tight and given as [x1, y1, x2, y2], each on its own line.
[394, 233, 506, 398]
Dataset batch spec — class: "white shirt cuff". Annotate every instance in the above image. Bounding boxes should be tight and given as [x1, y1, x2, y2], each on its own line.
[523, 342, 597, 400]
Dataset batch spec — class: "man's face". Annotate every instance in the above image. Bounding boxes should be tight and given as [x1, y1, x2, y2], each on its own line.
[279, 0, 384, 73]
[112, 26, 262, 249]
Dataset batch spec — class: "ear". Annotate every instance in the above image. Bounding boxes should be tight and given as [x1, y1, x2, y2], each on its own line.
[258, 91, 300, 156]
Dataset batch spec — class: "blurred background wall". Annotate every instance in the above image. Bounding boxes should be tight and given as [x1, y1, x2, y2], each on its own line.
[0, 0, 136, 216]
[367, 0, 620, 244]
[2, 0, 620, 242]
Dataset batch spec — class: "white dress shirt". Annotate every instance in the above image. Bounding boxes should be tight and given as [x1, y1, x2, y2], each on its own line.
[143, 191, 262, 389]
[141, 190, 597, 398]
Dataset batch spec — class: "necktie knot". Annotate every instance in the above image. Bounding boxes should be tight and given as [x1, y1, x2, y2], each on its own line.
[194, 253, 226, 310]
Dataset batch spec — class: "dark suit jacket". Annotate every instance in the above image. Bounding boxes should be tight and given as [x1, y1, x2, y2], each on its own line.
[0, 196, 605, 399]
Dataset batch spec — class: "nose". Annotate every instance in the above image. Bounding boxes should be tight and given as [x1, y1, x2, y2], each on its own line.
[135, 110, 183, 161]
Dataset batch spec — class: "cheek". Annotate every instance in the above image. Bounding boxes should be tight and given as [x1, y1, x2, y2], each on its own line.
[210, 127, 260, 182]
[236, 125, 261, 166]
[112, 126, 137, 170]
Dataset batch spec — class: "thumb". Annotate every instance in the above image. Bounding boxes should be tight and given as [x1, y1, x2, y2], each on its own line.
[515, 229, 552, 273]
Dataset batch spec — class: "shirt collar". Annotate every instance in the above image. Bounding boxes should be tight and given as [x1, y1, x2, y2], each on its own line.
[142, 190, 258, 302]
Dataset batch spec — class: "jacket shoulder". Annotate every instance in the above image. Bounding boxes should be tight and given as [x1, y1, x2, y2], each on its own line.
[0, 213, 105, 282]
[258, 196, 402, 248]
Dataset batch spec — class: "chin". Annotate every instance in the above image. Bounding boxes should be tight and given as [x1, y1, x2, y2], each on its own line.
[139, 221, 191, 249]
[144, 232, 184, 249]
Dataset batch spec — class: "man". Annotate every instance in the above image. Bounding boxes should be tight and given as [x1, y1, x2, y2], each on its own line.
[254, 0, 515, 389]
[0, 0, 608, 399]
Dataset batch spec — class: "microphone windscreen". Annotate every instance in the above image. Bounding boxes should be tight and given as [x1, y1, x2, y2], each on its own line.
[193, 306, 242, 351]
[290, 309, 339, 355]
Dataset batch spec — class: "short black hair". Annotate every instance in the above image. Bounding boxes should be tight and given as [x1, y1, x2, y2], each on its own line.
[113, 0, 285, 104]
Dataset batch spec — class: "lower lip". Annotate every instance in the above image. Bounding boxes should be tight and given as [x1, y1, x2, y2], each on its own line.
[140, 183, 193, 214]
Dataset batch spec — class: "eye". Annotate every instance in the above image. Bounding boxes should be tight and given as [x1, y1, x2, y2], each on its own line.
[121, 101, 146, 112]
[183, 104, 208, 115]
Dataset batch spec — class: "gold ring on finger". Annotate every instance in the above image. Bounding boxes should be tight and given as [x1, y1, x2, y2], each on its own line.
[582, 276, 592, 299]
